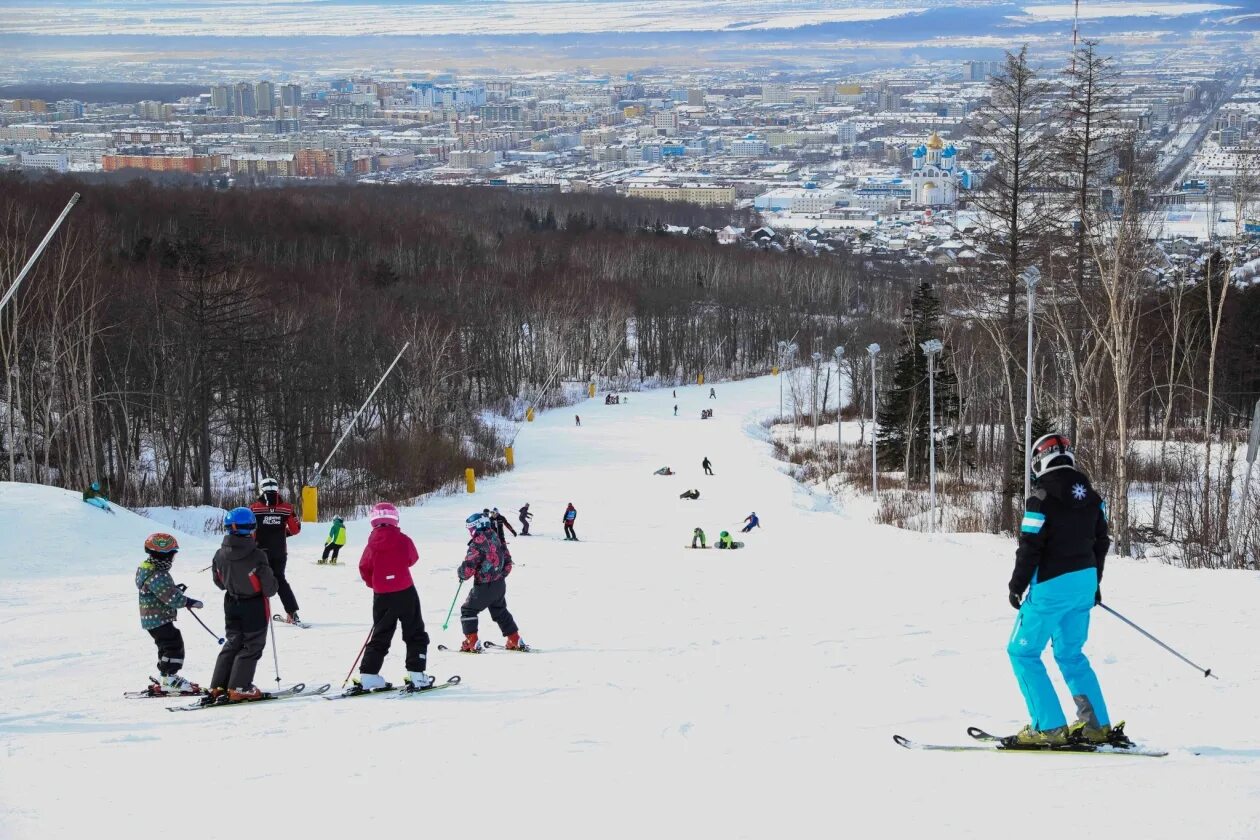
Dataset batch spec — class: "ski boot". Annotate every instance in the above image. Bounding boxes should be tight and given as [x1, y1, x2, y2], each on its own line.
[355, 673, 389, 691]
[1000, 724, 1069, 749]
[404, 672, 435, 691]
[1069, 720, 1134, 748]
[505, 632, 530, 652]
[228, 685, 264, 702]
[160, 674, 200, 695]
[317, 558, 327, 565]
[459, 633, 482, 653]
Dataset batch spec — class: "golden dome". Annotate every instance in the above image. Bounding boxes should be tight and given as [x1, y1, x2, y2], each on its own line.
[926, 131, 944, 150]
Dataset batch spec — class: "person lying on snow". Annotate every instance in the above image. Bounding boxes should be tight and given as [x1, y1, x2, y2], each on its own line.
[680, 489, 700, 500]
[654, 466, 675, 476]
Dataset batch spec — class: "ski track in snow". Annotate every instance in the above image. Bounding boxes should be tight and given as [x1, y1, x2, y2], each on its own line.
[2, 375, 1260, 838]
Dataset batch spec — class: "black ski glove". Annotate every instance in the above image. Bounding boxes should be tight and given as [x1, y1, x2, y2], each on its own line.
[1008, 590, 1022, 610]
[185, 598, 204, 610]
[1094, 587, 1102, 606]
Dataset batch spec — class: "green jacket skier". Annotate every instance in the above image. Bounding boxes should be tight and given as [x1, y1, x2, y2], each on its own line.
[321, 516, 346, 564]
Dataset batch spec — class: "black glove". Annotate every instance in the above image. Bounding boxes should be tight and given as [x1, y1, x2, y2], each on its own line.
[1094, 587, 1102, 606]
[185, 598, 204, 610]
[1008, 590, 1022, 610]
[176, 583, 187, 592]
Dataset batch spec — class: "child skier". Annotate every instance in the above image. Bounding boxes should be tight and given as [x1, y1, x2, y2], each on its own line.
[518, 503, 533, 536]
[353, 503, 433, 691]
[692, 527, 706, 548]
[321, 516, 346, 564]
[206, 507, 278, 704]
[83, 481, 111, 512]
[741, 512, 760, 532]
[136, 533, 204, 694]
[563, 503, 578, 541]
[458, 512, 527, 652]
[716, 531, 736, 549]
[1005, 433, 1122, 748]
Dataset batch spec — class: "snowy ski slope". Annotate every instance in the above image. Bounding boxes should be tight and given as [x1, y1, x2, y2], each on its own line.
[1, 374, 1259, 839]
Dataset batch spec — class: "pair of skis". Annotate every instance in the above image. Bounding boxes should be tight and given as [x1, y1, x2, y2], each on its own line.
[436, 640, 536, 654]
[894, 726, 1167, 757]
[166, 682, 332, 712]
[324, 675, 462, 701]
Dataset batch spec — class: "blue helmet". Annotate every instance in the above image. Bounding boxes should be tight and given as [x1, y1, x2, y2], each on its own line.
[224, 506, 257, 532]
[465, 512, 491, 531]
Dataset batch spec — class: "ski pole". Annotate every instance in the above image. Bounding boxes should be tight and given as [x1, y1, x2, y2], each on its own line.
[441, 579, 465, 631]
[341, 614, 389, 688]
[266, 596, 282, 687]
[1100, 603, 1218, 679]
[186, 606, 225, 645]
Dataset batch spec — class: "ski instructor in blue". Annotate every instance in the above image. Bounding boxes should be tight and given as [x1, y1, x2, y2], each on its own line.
[1005, 433, 1125, 749]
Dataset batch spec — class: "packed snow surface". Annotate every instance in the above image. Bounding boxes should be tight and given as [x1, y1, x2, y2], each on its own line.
[2, 374, 1259, 839]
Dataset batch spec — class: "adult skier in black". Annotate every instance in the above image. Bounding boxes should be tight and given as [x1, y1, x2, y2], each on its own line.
[490, 507, 517, 543]
[518, 503, 533, 535]
[702, 457, 714, 475]
[249, 477, 302, 624]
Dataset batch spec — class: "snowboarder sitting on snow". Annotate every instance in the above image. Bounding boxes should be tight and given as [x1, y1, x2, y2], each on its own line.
[206, 507, 279, 704]
[458, 512, 527, 653]
[680, 489, 700, 500]
[716, 531, 737, 549]
[692, 527, 706, 548]
[82, 481, 111, 511]
[1005, 433, 1121, 749]
[740, 512, 760, 533]
[563, 503, 578, 541]
[354, 502, 433, 692]
[654, 466, 675, 476]
[321, 516, 346, 565]
[519, 503, 533, 535]
[136, 533, 204, 695]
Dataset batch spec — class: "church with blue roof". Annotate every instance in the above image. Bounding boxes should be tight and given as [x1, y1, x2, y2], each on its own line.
[911, 131, 967, 206]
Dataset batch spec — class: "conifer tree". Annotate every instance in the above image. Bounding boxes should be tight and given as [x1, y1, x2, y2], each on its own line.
[876, 282, 960, 482]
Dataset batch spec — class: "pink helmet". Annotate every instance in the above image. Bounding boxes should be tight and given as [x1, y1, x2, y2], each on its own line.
[370, 502, 400, 527]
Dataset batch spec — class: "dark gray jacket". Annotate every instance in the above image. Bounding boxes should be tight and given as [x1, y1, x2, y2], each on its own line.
[211, 534, 279, 600]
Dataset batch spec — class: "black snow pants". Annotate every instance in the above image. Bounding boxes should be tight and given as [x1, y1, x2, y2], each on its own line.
[148, 622, 185, 676]
[321, 543, 341, 562]
[210, 594, 269, 690]
[564, 523, 577, 540]
[460, 578, 518, 637]
[519, 516, 530, 535]
[270, 554, 300, 614]
[361, 586, 430, 675]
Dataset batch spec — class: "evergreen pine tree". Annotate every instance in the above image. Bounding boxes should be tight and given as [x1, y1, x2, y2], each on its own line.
[876, 283, 960, 482]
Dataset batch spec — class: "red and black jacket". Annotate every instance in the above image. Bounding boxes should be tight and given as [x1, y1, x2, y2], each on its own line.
[249, 494, 301, 560]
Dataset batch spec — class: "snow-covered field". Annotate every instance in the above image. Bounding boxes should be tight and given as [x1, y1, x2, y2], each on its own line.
[2, 374, 1259, 839]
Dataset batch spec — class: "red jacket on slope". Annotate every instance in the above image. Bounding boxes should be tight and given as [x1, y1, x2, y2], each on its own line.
[359, 525, 419, 594]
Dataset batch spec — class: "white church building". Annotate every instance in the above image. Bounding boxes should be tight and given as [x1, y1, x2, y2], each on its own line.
[910, 131, 967, 206]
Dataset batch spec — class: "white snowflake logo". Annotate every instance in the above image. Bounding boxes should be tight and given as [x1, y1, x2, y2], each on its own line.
[1072, 484, 1087, 501]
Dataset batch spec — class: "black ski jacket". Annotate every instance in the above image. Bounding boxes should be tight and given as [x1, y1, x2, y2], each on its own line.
[1009, 468, 1109, 597]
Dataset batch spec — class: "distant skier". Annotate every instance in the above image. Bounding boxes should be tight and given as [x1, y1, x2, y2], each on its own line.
[674, 405, 678, 416]
[709, 387, 716, 399]
[459, 512, 527, 652]
[250, 477, 302, 624]
[1005, 433, 1120, 749]
[354, 503, 433, 691]
[135, 533, 204, 695]
[691, 527, 706, 548]
[654, 466, 675, 476]
[206, 507, 278, 704]
[82, 481, 111, 512]
[702, 457, 714, 475]
[518, 503, 533, 536]
[563, 503, 578, 541]
[680, 489, 700, 500]
[320, 516, 346, 565]
[740, 512, 760, 533]
[575, 415, 581, 427]
[491, 507, 517, 543]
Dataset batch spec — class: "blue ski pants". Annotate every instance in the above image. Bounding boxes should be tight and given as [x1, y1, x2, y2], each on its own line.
[1007, 567, 1110, 732]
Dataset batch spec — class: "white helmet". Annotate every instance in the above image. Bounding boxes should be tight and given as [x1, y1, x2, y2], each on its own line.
[1030, 433, 1075, 480]
[259, 477, 279, 493]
